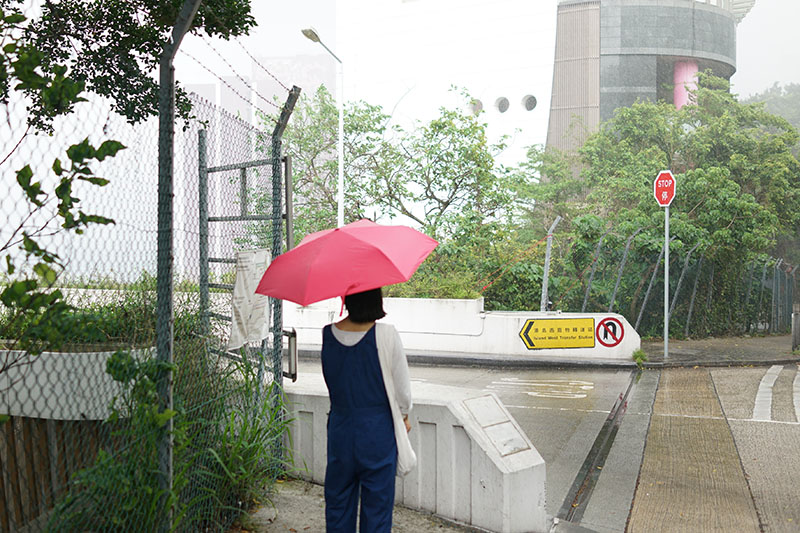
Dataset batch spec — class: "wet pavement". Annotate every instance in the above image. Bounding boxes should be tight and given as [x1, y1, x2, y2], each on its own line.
[239, 334, 800, 533]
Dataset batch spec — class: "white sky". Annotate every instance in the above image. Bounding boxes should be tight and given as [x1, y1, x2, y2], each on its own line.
[730, 0, 800, 97]
[174, 0, 800, 161]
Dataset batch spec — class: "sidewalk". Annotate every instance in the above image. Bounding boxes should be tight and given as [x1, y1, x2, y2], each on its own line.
[242, 334, 798, 533]
[641, 333, 798, 367]
[233, 478, 477, 532]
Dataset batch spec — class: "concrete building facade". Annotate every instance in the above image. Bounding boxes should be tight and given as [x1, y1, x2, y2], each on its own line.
[546, 0, 755, 152]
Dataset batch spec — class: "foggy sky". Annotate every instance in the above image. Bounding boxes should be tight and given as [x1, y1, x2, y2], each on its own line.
[731, 0, 800, 97]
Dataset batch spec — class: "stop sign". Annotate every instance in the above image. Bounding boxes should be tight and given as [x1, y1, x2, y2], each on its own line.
[654, 170, 676, 207]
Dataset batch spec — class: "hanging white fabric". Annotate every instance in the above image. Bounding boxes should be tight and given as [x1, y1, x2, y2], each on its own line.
[227, 249, 271, 351]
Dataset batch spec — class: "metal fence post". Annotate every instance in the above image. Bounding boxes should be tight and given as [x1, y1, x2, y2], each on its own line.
[270, 135, 283, 385]
[742, 261, 755, 333]
[581, 228, 610, 313]
[156, 1, 201, 529]
[703, 262, 715, 331]
[772, 259, 782, 333]
[784, 267, 792, 332]
[684, 254, 705, 338]
[668, 242, 699, 321]
[635, 239, 670, 332]
[269, 87, 301, 389]
[239, 167, 248, 217]
[790, 266, 797, 332]
[608, 228, 642, 313]
[284, 155, 294, 250]
[792, 265, 799, 350]
[540, 216, 561, 312]
[198, 129, 209, 335]
[755, 259, 769, 332]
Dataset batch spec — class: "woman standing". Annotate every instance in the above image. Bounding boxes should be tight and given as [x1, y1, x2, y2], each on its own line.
[321, 288, 413, 532]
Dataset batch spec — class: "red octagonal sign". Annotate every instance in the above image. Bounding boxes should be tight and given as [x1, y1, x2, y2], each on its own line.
[654, 170, 676, 207]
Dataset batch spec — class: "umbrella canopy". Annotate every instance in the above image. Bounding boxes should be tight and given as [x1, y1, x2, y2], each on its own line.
[255, 219, 438, 306]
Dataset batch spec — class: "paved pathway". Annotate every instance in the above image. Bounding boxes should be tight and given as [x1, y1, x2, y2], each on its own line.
[641, 333, 797, 367]
[627, 368, 761, 532]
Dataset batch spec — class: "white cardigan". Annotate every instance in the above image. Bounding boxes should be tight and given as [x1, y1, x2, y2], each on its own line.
[329, 322, 416, 476]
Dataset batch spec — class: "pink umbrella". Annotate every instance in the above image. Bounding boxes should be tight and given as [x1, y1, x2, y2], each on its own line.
[255, 219, 438, 306]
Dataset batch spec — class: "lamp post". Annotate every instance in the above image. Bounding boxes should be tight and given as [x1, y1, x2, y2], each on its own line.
[301, 27, 344, 227]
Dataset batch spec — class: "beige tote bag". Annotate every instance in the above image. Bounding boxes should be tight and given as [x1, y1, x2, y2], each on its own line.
[375, 323, 417, 477]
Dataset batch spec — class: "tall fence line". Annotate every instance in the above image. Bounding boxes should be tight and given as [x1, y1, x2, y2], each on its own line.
[1, 3, 299, 526]
[532, 217, 796, 339]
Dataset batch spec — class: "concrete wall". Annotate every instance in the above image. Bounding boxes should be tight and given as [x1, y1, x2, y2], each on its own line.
[546, 0, 601, 154]
[285, 374, 548, 533]
[547, 0, 739, 150]
[599, 0, 737, 121]
[284, 297, 641, 362]
[0, 348, 153, 420]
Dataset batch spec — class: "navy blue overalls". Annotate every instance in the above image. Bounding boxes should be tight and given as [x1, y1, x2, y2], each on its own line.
[321, 324, 397, 533]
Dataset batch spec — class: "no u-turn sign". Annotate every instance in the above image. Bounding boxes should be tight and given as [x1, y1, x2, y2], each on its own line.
[596, 317, 624, 348]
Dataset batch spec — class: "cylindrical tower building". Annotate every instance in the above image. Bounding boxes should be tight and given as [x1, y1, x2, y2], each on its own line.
[546, 0, 755, 152]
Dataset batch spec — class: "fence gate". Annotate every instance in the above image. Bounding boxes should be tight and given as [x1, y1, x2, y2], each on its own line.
[198, 87, 300, 392]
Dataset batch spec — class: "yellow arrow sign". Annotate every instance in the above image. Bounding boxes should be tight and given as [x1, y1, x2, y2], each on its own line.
[519, 318, 596, 350]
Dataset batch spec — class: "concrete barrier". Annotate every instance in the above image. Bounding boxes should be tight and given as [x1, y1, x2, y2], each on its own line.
[285, 373, 548, 533]
[284, 297, 640, 362]
[0, 347, 152, 420]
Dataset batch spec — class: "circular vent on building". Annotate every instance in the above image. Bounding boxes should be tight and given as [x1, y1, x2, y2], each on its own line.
[495, 97, 510, 113]
[469, 98, 484, 116]
[522, 94, 537, 111]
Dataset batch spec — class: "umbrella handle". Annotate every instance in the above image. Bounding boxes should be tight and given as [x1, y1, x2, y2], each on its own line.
[339, 283, 359, 317]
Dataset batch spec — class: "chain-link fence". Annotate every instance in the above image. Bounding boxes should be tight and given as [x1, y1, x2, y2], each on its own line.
[1, 28, 299, 529]
[504, 218, 798, 340]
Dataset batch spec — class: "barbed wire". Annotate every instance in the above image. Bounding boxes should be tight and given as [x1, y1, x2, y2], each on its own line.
[199, 34, 286, 113]
[197, 3, 293, 95]
[235, 38, 292, 93]
[178, 48, 279, 124]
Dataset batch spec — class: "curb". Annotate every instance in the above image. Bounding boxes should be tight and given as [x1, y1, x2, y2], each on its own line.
[299, 350, 800, 370]
[643, 356, 800, 369]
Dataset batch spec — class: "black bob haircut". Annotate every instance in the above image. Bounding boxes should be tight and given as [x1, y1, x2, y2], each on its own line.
[344, 288, 386, 323]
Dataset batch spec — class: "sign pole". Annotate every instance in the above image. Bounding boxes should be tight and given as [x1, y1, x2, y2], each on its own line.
[654, 169, 675, 361]
[664, 205, 669, 360]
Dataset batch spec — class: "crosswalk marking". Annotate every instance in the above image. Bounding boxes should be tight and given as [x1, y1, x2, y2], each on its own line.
[752, 365, 782, 421]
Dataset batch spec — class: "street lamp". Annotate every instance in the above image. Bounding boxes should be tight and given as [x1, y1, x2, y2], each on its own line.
[301, 27, 344, 227]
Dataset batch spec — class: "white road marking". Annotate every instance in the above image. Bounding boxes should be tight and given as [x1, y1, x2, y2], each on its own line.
[503, 404, 611, 415]
[794, 364, 800, 423]
[486, 378, 594, 399]
[752, 365, 783, 421]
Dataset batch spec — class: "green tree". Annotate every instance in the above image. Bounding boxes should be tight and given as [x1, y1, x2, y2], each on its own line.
[743, 82, 800, 260]
[1, 0, 256, 128]
[260, 85, 398, 240]
[517, 72, 800, 334]
[367, 104, 515, 239]
[744, 82, 800, 134]
[264, 86, 516, 241]
[524, 72, 800, 264]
